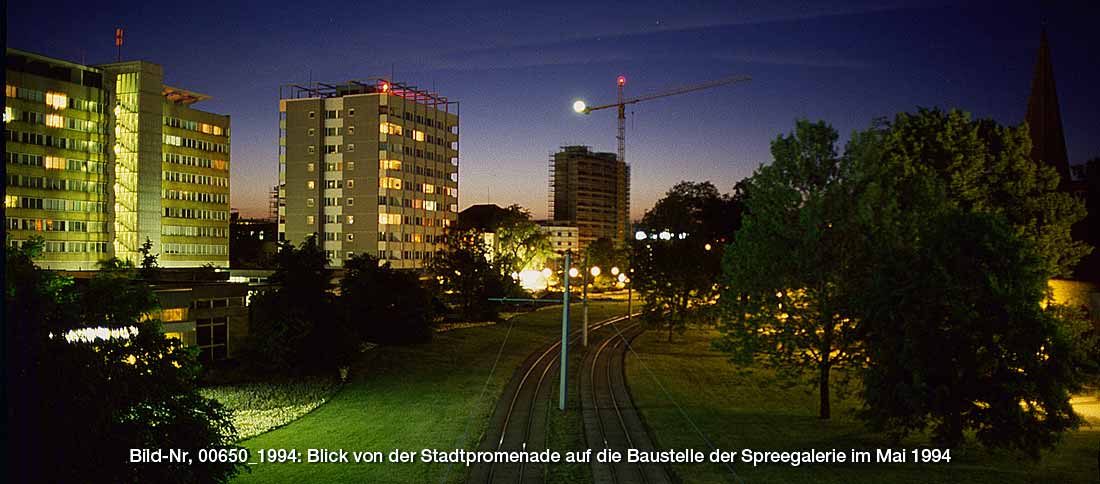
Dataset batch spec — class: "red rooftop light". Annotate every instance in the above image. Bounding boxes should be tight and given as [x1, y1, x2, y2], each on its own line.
[617, 75, 626, 86]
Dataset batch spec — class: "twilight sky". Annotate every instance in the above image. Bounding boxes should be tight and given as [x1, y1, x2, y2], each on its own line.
[7, 1, 1100, 219]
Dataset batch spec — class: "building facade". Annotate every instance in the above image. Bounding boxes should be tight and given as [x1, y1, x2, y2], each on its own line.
[538, 221, 579, 256]
[5, 48, 231, 269]
[279, 80, 459, 269]
[549, 145, 629, 250]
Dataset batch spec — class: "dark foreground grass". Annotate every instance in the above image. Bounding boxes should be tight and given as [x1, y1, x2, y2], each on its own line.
[233, 302, 627, 484]
[625, 328, 1100, 484]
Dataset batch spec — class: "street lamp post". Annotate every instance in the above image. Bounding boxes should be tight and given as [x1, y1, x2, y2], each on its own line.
[559, 251, 572, 411]
[582, 253, 589, 347]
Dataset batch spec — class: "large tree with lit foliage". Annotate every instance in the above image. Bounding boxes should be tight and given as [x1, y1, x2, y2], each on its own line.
[5, 238, 244, 483]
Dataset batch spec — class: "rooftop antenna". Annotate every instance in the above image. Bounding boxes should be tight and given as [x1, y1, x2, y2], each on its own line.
[115, 28, 123, 62]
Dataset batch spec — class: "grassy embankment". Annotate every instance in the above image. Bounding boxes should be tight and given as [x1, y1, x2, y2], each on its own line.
[233, 301, 627, 484]
[626, 328, 1099, 484]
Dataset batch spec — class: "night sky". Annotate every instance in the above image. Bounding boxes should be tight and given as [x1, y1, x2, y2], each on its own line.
[7, 1, 1100, 219]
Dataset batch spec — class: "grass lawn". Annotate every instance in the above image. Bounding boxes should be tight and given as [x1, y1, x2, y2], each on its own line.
[625, 328, 1100, 484]
[233, 301, 627, 484]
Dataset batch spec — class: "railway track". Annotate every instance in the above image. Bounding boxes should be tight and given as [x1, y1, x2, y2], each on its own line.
[581, 323, 673, 484]
[467, 314, 632, 484]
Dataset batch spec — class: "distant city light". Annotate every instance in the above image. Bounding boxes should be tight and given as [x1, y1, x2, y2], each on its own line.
[704, 243, 712, 251]
[659, 231, 672, 240]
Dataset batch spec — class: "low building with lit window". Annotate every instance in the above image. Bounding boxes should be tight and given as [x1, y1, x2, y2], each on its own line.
[5, 48, 231, 269]
[59, 268, 249, 361]
[278, 80, 459, 269]
[538, 221, 579, 256]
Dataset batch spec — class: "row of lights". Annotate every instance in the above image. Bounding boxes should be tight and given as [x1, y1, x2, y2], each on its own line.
[635, 230, 689, 241]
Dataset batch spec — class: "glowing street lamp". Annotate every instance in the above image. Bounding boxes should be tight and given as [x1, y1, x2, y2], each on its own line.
[573, 100, 587, 113]
[590, 266, 601, 277]
[569, 267, 579, 278]
[617, 273, 626, 283]
[610, 266, 620, 276]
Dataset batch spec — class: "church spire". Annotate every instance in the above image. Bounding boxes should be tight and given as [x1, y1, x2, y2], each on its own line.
[1025, 28, 1070, 184]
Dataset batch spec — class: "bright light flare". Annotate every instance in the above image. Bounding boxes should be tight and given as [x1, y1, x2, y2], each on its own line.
[573, 100, 587, 113]
[590, 266, 601, 277]
[569, 267, 580, 278]
[610, 266, 620, 276]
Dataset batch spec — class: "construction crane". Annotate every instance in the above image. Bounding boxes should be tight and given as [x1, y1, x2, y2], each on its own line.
[572, 74, 752, 163]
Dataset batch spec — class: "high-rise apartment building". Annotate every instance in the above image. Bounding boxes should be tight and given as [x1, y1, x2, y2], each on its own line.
[5, 48, 231, 269]
[549, 145, 629, 250]
[278, 80, 459, 269]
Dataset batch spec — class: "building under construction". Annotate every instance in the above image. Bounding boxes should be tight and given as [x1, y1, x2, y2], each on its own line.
[548, 145, 629, 251]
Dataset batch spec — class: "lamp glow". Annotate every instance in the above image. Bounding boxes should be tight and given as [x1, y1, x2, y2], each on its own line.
[635, 230, 647, 240]
[569, 267, 579, 278]
[618, 273, 626, 283]
[610, 266, 620, 276]
[573, 100, 587, 113]
[590, 266, 601, 277]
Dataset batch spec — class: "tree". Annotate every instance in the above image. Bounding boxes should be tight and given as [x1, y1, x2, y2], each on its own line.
[341, 254, 434, 344]
[494, 204, 554, 277]
[243, 235, 350, 373]
[429, 229, 514, 321]
[635, 181, 741, 342]
[874, 108, 1089, 278]
[5, 238, 244, 483]
[855, 210, 1086, 456]
[717, 121, 864, 419]
[843, 111, 1095, 454]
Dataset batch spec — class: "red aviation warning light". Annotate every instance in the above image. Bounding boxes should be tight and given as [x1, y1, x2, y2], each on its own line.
[115, 28, 123, 47]
[379, 81, 391, 93]
[617, 75, 626, 86]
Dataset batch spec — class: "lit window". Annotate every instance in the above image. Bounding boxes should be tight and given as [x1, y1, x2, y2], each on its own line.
[6, 195, 18, 208]
[307, 162, 315, 172]
[423, 184, 435, 194]
[45, 114, 63, 128]
[378, 213, 401, 225]
[307, 198, 315, 207]
[5, 85, 15, 97]
[380, 159, 402, 171]
[44, 156, 65, 170]
[45, 91, 68, 110]
[380, 122, 403, 136]
[213, 126, 223, 136]
[347, 215, 355, 224]
[307, 180, 315, 189]
[3, 107, 11, 123]
[413, 130, 425, 142]
[380, 177, 402, 190]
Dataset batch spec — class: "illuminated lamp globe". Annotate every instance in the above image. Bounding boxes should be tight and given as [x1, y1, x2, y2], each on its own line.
[635, 230, 647, 240]
[541, 268, 552, 278]
[569, 267, 580, 278]
[590, 266, 601, 277]
[573, 100, 587, 113]
[617, 273, 627, 283]
[610, 266, 620, 276]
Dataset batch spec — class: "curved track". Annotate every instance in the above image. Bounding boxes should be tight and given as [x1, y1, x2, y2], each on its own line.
[581, 323, 673, 484]
[467, 314, 631, 484]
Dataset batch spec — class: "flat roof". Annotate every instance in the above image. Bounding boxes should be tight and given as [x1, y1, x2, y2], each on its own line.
[163, 85, 212, 105]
